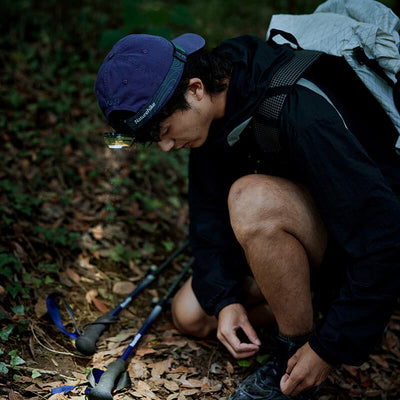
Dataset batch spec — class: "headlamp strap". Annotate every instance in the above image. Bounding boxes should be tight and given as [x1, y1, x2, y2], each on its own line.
[172, 42, 187, 62]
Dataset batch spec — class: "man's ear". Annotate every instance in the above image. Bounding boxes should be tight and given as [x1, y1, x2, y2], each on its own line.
[187, 78, 204, 100]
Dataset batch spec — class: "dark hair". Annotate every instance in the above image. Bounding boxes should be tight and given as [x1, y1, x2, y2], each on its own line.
[108, 47, 233, 144]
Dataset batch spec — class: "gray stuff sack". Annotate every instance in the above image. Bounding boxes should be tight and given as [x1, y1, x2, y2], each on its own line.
[267, 0, 400, 154]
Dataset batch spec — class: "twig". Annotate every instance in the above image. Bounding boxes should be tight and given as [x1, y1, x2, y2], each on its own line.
[5, 382, 48, 400]
[207, 347, 218, 381]
[30, 323, 87, 358]
[3, 364, 74, 380]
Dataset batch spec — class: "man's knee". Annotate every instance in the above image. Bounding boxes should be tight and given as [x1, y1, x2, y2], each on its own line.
[228, 174, 327, 265]
[228, 174, 288, 244]
[171, 277, 217, 338]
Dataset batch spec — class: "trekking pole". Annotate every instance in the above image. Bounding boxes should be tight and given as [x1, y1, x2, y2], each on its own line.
[75, 240, 189, 356]
[87, 257, 194, 400]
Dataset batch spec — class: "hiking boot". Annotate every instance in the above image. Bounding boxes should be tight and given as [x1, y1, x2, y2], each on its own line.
[228, 356, 288, 400]
[229, 335, 317, 400]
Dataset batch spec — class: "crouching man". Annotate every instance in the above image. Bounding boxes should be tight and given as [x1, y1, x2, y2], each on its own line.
[95, 32, 400, 399]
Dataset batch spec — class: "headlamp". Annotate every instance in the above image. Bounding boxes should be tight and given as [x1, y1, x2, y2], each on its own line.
[103, 131, 134, 149]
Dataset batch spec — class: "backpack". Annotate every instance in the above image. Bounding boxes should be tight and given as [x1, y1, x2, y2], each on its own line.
[254, 0, 400, 155]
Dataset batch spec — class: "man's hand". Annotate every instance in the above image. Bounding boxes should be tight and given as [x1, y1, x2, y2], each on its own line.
[217, 303, 261, 359]
[280, 342, 332, 396]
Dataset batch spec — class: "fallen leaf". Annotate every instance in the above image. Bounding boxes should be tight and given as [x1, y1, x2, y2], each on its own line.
[148, 289, 158, 300]
[164, 380, 180, 392]
[210, 362, 222, 374]
[175, 378, 203, 388]
[168, 366, 190, 374]
[365, 389, 385, 397]
[133, 380, 160, 399]
[78, 254, 96, 269]
[149, 360, 169, 378]
[187, 340, 200, 350]
[92, 347, 126, 364]
[72, 371, 87, 380]
[162, 337, 188, 347]
[66, 267, 80, 283]
[342, 364, 359, 379]
[129, 260, 144, 277]
[80, 276, 95, 283]
[11, 241, 28, 262]
[348, 388, 364, 396]
[135, 346, 157, 358]
[369, 354, 389, 369]
[181, 389, 199, 396]
[90, 224, 104, 240]
[107, 331, 132, 343]
[34, 297, 48, 318]
[359, 371, 373, 388]
[14, 376, 34, 384]
[200, 377, 211, 392]
[149, 376, 166, 386]
[159, 322, 176, 331]
[113, 281, 136, 295]
[85, 289, 98, 304]
[205, 382, 223, 392]
[8, 389, 24, 400]
[370, 372, 390, 390]
[129, 360, 150, 380]
[383, 332, 400, 358]
[92, 297, 109, 313]
[226, 361, 234, 374]
[48, 394, 69, 400]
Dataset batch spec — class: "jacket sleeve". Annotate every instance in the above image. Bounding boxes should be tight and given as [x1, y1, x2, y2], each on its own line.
[188, 145, 250, 317]
[282, 86, 400, 366]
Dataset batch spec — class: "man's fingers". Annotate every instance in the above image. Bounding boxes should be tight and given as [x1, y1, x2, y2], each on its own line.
[279, 354, 298, 394]
[230, 343, 259, 359]
[280, 343, 332, 397]
[241, 322, 261, 346]
[285, 352, 297, 374]
[280, 371, 305, 397]
[280, 373, 290, 390]
[219, 331, 259, 358]
[216, 303, 260, 358]
[218, 328, 258, 358]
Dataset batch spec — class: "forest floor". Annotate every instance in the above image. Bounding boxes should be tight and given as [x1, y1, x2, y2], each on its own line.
[1, 138, 400, 400]
[1, 1, 400, 398]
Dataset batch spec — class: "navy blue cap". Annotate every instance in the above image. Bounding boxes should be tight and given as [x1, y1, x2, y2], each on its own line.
[95, 33, 205, 130]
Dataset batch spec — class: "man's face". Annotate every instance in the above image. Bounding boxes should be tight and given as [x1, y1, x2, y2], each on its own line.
[157, 79, 216, 152]
[157, 107, 212, 152]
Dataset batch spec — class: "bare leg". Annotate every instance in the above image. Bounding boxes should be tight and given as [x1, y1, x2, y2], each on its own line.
[172, 276, 275, 337]
[228, 174, 327, 337]
[172, 276, 217, 338]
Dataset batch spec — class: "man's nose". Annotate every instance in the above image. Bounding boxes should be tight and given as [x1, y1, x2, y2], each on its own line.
[157, 139, 175, 152]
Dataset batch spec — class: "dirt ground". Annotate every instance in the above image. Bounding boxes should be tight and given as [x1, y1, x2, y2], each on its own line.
[1, 109, 400, 400]
[2, 262, 400, 400]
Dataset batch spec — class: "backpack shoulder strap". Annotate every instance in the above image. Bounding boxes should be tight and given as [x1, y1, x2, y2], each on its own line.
[252, 49, 322, 153]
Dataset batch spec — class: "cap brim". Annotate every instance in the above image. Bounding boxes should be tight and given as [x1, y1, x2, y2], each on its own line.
[172, 33, 205, 55]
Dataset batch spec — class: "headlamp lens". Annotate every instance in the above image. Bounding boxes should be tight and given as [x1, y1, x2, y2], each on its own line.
[103, 131, 134, 149]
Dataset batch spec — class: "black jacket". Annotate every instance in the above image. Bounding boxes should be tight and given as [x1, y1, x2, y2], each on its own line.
[188, 35, 400, 366]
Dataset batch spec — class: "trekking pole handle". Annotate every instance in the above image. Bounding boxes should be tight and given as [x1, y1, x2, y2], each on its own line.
[88, 257, 194, 399]
[75, 240, 189, 356]
[87, 358, 126, 400]
[75, 314, 118, 356]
